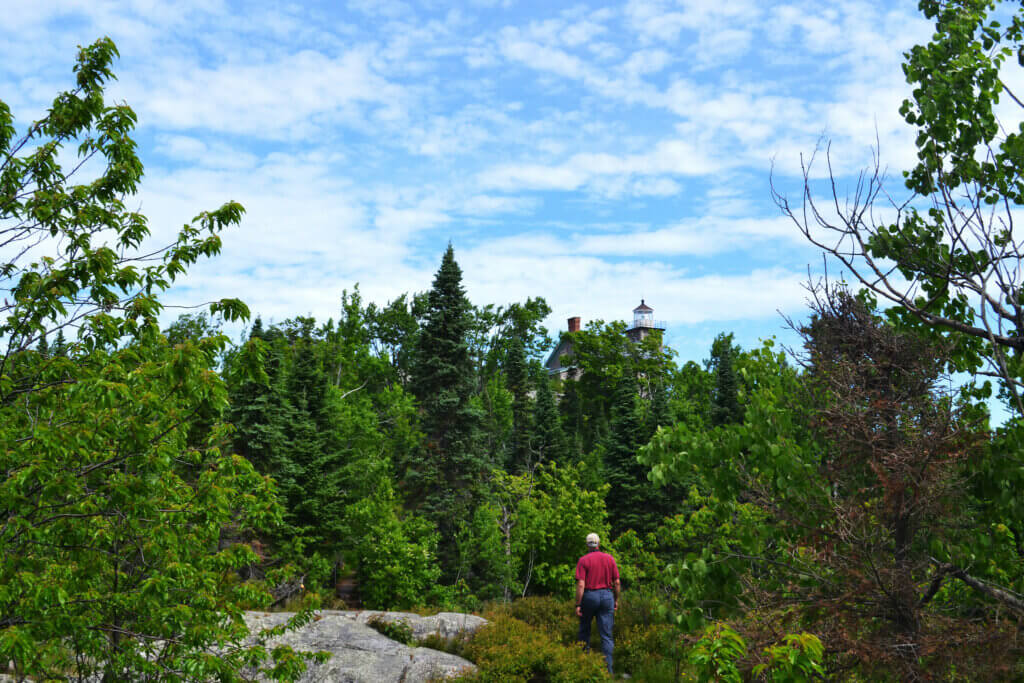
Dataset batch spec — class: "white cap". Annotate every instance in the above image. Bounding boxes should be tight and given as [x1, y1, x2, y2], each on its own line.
[586, 533, 600, 547]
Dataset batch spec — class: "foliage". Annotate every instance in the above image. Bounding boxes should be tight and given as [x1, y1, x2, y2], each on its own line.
[0, 38, 320, 681]
[515, 462, 610, 596]
[506, 336, 532, 471]
[688, 623, 746, 683]
[490, 595, 691, 680]
[452, 498, 511, 601]
[224, 295, 426, 589]
[344, 481, 441, 610]
[450, 462, 611, 602]
[501, 595, 579, 638]
[406, 244, 489, 568]
[531, 364, 571, 466]
[795, 289, 986, 647]
[771, 3, 1024, 674]
[458, 613, 610, 682]
[613, 623, 687, 682]
[707, 332, 743, 427]
[752, 633, 825, 683]
[364, 615, 415, 646]
[557, 319, 675, 456]
[776, 0, 1024, 417]
[652, 490, 769, 631]
[639, 341, 805, 629]
[604, 373, 673, 536]
[643, 286, 1024, 678]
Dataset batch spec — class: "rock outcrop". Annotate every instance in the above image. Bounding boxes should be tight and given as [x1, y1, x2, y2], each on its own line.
[336, 610, 488, 642]
[2, 610, 485, 682]
[245, 610, 485, 682]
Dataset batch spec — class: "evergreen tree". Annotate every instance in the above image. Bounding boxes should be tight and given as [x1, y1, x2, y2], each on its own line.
[603, 374, 657, 536]
[532, 367, 570, 466]
[52, 329, 67, 357]
[281, 334, 332, 534]
[645, 375, 672, 440]
[506, 336, 532, 471]
[227, 319, 291, 478]
[708, 333, 743, 427]
[406, 245, 488, 563]
[36, 332, 49, 359]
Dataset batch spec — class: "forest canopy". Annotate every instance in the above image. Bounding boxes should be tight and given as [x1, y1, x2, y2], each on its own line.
[4, 0, 1024, 679]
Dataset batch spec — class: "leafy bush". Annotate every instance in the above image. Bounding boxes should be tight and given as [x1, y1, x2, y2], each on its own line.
[344, 481, 442, 609]
[365, 615, 415, 646]
[480, 594, 697, 680]
[424, 578, 485, 614]
[689, 622, 747, 683]
[753, 633, 825, 682]
[458, 613, 609, 682]
[503, 595, 579, 642]
[615, 622, 688, 682]
[417, 630, 472, 660]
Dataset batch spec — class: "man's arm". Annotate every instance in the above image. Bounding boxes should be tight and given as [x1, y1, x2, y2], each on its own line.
[575, 579, 585, 616]
[612, 578, 621, 611]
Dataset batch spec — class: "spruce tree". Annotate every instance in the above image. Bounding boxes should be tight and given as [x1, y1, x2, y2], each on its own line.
[532, 367, 569, 466]
[52, 329, 67, 357]
[506, 336, 532, 471]
[228, 319, 291, 478]
[604, 375, 660, 536]
[645, 376, 672, 440]
[407, 245, 487, 562]
[281, 334, 332, 535]
[708, 333, 743, 426]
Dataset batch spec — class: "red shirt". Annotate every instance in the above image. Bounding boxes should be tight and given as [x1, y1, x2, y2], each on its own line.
[575, 550, 620, 590]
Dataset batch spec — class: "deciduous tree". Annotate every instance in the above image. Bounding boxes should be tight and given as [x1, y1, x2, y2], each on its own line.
[0, 39, 313, 681]
[775, 0, 1024, 417]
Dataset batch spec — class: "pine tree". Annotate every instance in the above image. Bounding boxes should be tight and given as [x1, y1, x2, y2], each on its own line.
[281, 334, 332, 534]
[645, 376, 672, 440]
[52, 329, 67, 357]
[604, 375, 661, 536]
[36, 332, 49, 359]
[228, 319, 291, 478]
[407, 245, 488, 562]
[708, 333, 743, 427]
[603, 375, 643, 531]
[506, 336, 532, 471]
[532, 367, 569, 466]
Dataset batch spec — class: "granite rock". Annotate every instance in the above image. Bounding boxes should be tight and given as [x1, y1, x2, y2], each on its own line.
[244, 610, 482, 682]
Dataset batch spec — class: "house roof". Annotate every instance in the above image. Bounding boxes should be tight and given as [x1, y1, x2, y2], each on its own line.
[544, 336, 574, 371]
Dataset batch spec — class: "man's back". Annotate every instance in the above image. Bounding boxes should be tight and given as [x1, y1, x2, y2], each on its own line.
[576, 550, 618, 589]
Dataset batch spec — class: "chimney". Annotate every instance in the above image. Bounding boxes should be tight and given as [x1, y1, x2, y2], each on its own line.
[568, 316, 581, 333]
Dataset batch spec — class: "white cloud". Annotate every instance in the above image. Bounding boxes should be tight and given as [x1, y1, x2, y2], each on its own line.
[127, 49, 406, 140]
[477, 138, 723, 194]
[1, 0, 949, 358]
[375, 206, 450, 239]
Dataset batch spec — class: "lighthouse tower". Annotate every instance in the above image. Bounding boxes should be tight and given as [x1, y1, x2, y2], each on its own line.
[625, 299, 664, 343]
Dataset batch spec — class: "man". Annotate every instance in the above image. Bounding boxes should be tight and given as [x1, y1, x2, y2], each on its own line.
[574, 532, 620, 675]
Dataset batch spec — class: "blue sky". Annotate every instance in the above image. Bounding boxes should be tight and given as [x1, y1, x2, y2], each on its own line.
[2, 0, 934, 364]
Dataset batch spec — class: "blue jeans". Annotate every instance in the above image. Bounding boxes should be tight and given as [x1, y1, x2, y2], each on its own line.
[578, 588, 614, 673]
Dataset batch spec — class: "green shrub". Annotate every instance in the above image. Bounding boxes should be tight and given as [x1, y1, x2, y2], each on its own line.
[345, 483, 442, 610]
[615, 622, 689, 681]
[364, 615, 414, 646]
[689, 622, 747, 683]
[417, 631, 471, 660]
[458, 614, 609, 682]
[488, 594, 697, 679]
[503, 595, 579, 642]
[753, 632, 825, 682]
